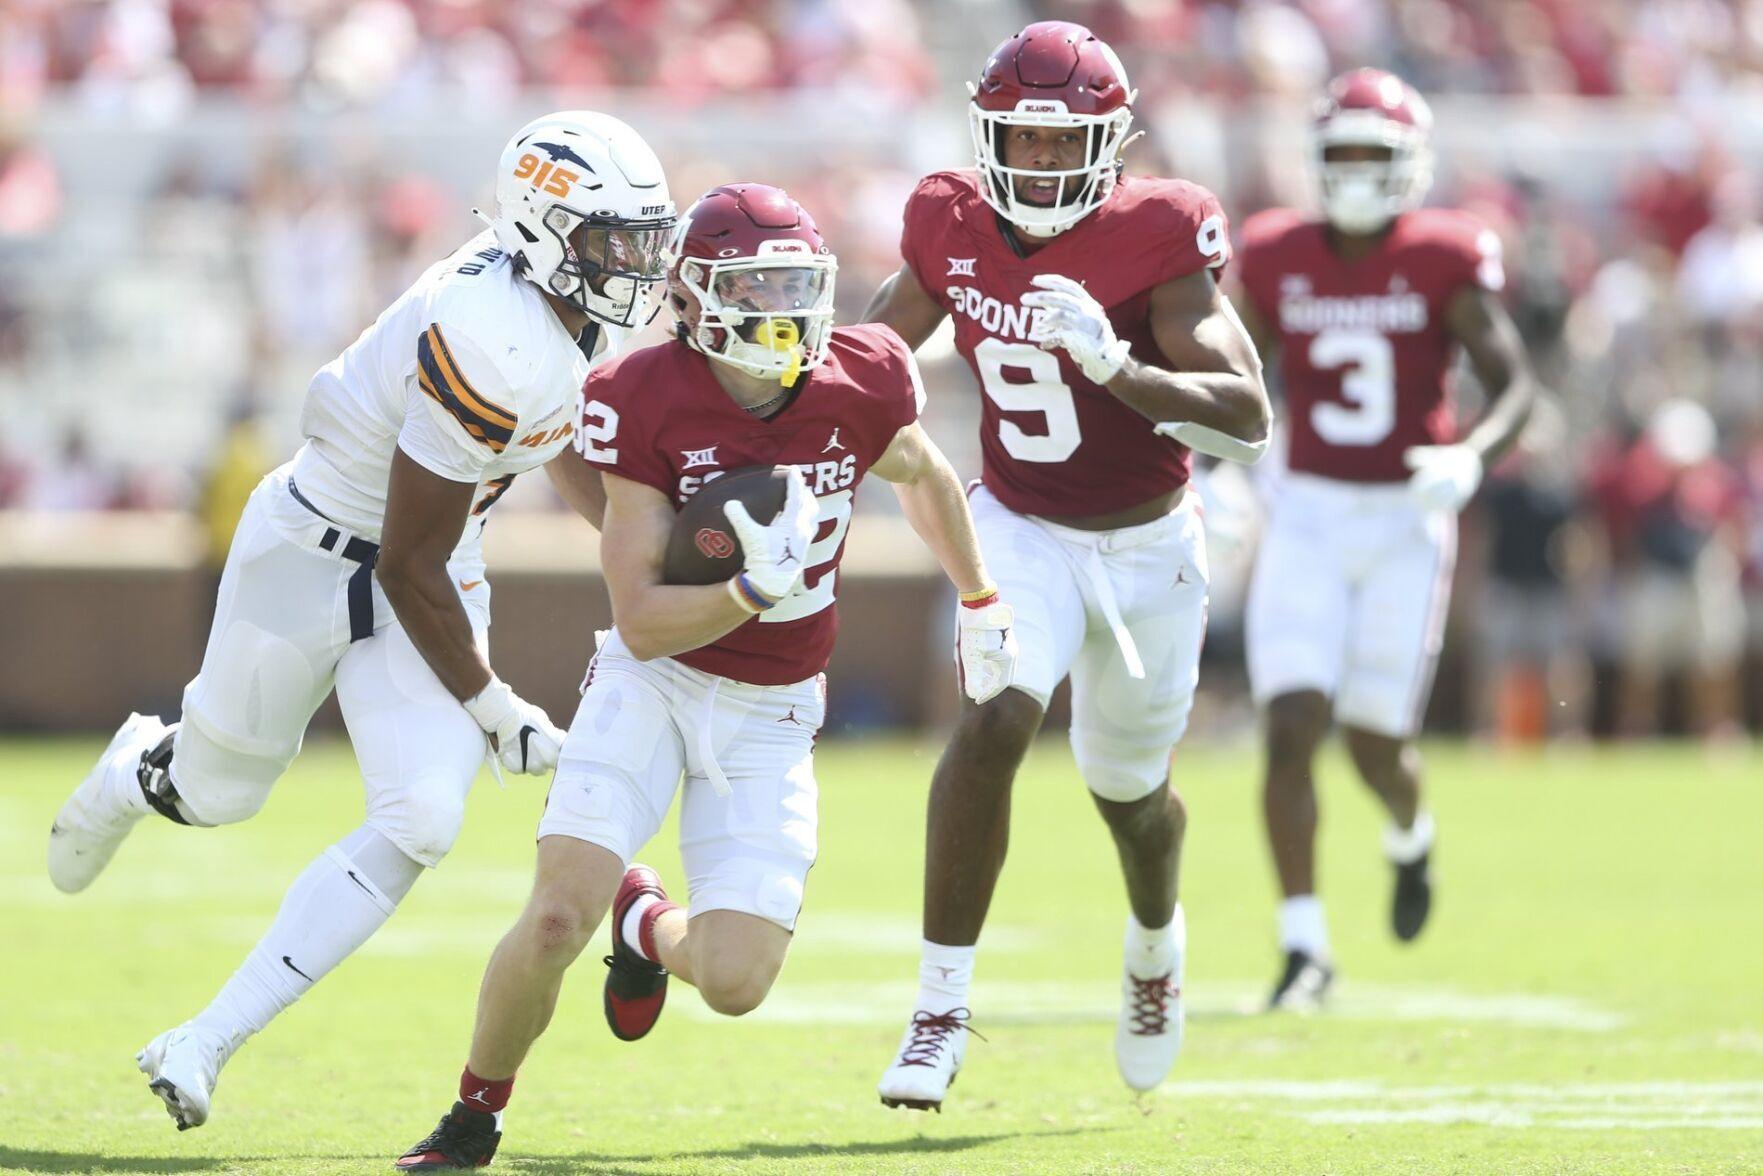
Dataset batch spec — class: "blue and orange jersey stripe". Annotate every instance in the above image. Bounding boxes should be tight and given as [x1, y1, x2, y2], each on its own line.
[416, 324, 516, 453]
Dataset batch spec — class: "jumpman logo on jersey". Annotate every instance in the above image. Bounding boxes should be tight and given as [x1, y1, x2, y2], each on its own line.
[681, 445, 719, 469]
[823, 428, 846, 453]
[779, 540, 798, 567]
[1174, 566, 1190, 586]
[777, 706, 805, 726]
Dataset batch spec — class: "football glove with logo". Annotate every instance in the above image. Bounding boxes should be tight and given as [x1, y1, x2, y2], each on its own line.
[1024, 273, 1130, 385]
[464, 676, 565, 775]
[956, 590, 1018, 705]
[723, 467, 820, 611]
[1403, 444, 1482, 513]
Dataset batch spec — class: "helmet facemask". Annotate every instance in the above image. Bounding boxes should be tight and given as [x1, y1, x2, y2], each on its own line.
[538, 204, 674, 328]
[675, 250, 837, 385]
[969, 97, 1134, 238]
[1315, 115, 1432, 234]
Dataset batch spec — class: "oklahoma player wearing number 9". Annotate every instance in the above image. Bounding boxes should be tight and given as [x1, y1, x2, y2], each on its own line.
[392, 183, 1016, 1170]
[867, 21, 1270, 1109]
[1231, 70, 1537, 1010]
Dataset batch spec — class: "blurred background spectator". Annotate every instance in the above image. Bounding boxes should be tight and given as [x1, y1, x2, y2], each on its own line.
[5, 0, 1763, 737]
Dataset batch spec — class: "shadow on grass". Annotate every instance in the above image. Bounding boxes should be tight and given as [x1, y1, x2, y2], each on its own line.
[0, 1150, 244, 1174]
[506, 1126, 1113, 1174]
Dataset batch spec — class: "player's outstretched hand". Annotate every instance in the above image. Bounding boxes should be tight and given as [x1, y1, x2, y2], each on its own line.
[1402, 444, 1482, 513]
[723, 467, 818, 610]
[463, 676, 566, 775]
[956, 592, 1018, 705]
[1023, 273, 1130, 384]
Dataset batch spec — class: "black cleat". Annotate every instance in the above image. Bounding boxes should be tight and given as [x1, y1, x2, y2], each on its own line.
[395, 1102, 500, 1170]
[603, 864, 670, 1042]
[1392, 849, 1433, 942]
[1268, 949, 1334, 1012]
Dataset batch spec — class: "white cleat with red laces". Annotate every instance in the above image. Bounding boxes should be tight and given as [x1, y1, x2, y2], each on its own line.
[878, 1007, 977, 1112]
[1115, 962, 1183, 1092]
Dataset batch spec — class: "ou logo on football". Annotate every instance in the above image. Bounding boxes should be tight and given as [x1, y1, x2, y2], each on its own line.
[695, 527, 736, 559]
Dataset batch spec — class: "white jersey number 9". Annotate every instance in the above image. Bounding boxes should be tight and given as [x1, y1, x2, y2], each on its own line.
[1308, 329, 1396, 447]
[975, 338, 1081, 463]
[762, 489, 853, 623]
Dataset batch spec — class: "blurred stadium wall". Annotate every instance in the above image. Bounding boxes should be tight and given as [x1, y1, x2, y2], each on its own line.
[5, 1, 1763, 738]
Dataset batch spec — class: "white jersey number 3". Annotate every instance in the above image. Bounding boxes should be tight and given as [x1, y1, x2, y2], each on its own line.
[1308, 329, 1396, 447]
[975, 338, 1081, 463]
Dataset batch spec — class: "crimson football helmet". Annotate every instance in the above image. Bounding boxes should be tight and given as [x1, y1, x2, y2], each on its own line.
[668, 183, 836, 384]
[969, 20, 1136, 238]
[1313, 68, 1434, 234]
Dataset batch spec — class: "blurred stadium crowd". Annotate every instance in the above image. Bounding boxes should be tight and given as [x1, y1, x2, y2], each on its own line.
[4, 0, 1763, 738]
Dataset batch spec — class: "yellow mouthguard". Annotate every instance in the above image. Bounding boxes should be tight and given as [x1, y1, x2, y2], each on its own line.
[751, 317, 805, 386]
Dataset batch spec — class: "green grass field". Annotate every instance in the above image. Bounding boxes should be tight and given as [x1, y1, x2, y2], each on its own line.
[2, 735, 1761, 1174]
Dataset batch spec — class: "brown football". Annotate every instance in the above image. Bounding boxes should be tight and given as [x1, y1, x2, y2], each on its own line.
[661, 465, 791, 585]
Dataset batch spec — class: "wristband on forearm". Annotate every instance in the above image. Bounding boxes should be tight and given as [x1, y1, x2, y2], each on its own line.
[959, 584, 1000, 609]
[728, 573, 774, 614]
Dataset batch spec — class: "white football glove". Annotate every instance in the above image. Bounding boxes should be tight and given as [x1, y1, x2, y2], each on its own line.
[723, 467, 820, 611]
[956, 595, 1018, 705]
[463, 676, 565, 776]
[1023, 273, 1129, 385]
[1403, 444, 1483, 513]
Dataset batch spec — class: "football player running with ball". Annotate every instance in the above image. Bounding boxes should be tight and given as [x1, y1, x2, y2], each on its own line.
[45, 112, 676, 1129]
[1232, 70, 1536, 1010]
[392, 184, 1016, 1171]
[868, 22, 1271, 1109]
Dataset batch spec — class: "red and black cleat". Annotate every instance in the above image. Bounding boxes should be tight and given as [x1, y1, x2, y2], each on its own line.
[394, 1102, 500, 1170]
[603, 864, 672, 1042]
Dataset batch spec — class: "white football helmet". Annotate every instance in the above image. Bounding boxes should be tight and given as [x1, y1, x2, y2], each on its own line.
[485, 111, 676, 328]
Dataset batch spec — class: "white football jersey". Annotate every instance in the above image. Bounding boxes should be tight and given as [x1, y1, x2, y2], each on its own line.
[289, 230, 621, 573]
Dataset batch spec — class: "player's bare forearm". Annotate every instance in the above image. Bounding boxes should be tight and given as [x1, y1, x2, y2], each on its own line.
[875, 422, 989, 595]
[600, 472, 751, 661]
[380, 449, 495, 700]
[1111, 269, 1270, 442]
[862, 264, 947, 352]
[1449, 284, 1537, 465]
[1106, 358, 1269, 441]
[545, 447, 608, 530]
[614, 582, 753, 662]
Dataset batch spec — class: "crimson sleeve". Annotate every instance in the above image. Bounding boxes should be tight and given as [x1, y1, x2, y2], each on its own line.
[576, 362, 674, 498]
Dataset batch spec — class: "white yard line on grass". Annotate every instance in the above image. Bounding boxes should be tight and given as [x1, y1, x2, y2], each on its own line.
[1169, 1080, 1763, 1130]
[669, 980, 1626, 1033]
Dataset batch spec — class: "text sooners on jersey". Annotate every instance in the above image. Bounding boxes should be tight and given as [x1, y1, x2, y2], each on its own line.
[901, 169, 1230, 518]
[1236, 207, 1503, 483]
[580, 324, 922, 685]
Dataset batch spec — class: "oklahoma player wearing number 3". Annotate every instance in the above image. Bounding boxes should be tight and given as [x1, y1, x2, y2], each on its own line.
[392, 184, 1015, 1170]
[867, 22, 1270, 1109]
[1232, 70, 1537, 1009]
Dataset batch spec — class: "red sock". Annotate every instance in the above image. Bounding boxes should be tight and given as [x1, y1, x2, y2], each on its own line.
[458, 1066, 514, 1114]
[637, 899, 681, 963]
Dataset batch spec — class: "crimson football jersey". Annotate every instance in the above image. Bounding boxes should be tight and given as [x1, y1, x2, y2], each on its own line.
[579, 323, 922, 686]
[1236, 207, 1504, 484]
[900, 170, 1230, 518]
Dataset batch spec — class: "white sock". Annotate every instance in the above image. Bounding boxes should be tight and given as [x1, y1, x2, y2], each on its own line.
[1278, 895, 1330, 958]
[188, 840, 404, 1052]
[915, 940, 976, 1014]
[1124, 905, 1184, 980]
[1383, 810, 1436, 865]
[622, 894, 661, 959]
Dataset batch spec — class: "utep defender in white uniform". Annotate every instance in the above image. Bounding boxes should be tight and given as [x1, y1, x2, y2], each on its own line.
[45, 111, 676, 1130]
